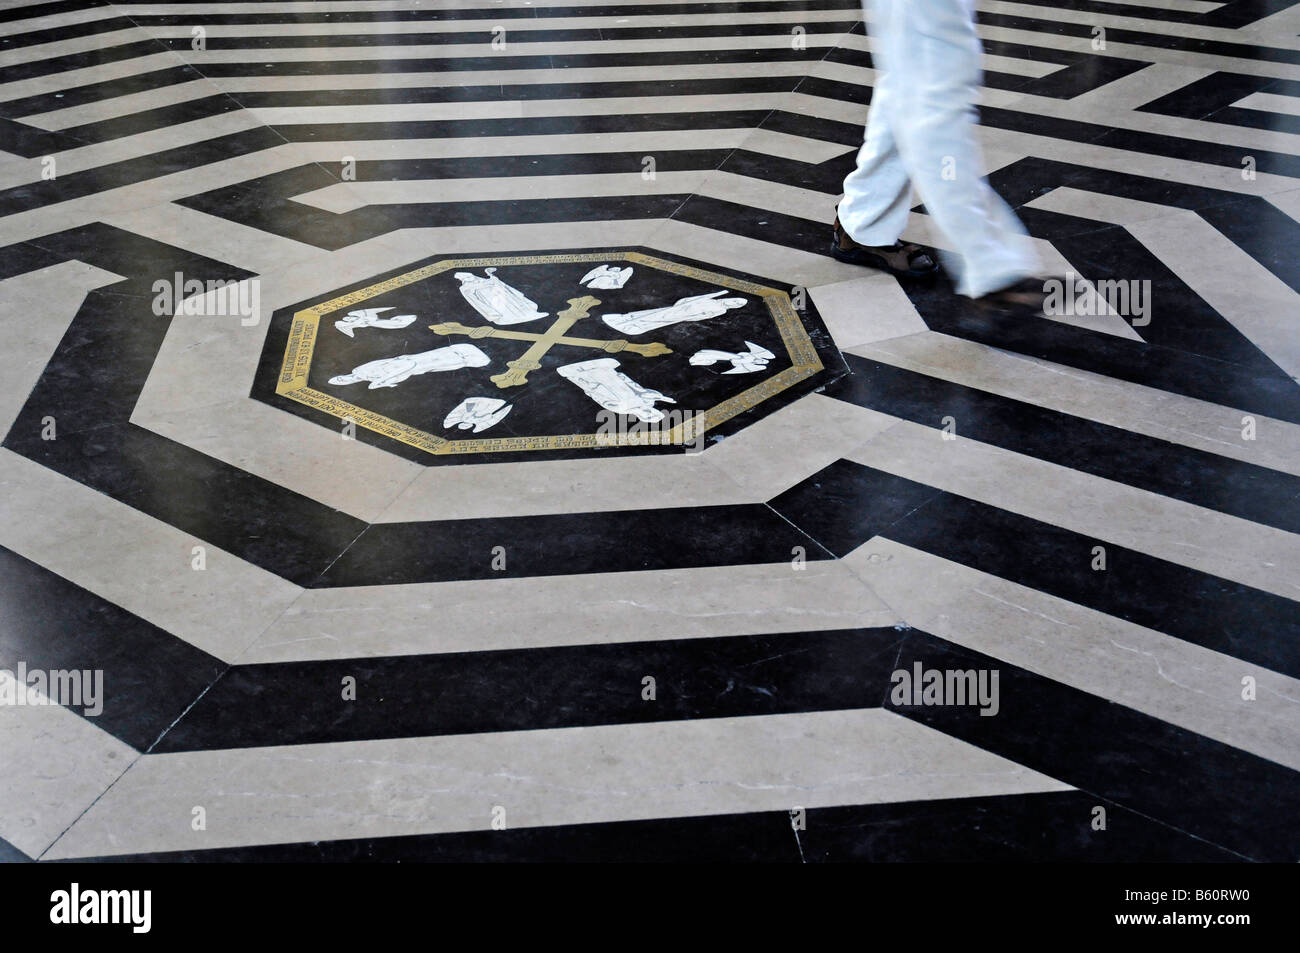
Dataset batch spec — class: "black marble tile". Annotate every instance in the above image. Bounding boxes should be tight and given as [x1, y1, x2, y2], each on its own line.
[5, 290, 208, 435]
[2, 231, 369, 589]
[271, 109, 772, 143]
[0, 835, 32, 864]
[1053, 223, 1295, 365]
[901, 278, 1300, 424]
[1086, 123, 1300, 179]
[0, 127, 283, 216]
[718, 148, 852, 195]
[3, 240, 257, 439]
[154, 20, 858, 54]
[673, 193, 833, 255]
[4, 424, 368, 588]
[976, 9, 1300, 65]
[1199, 196, 1300, 294]
[892, 630, 1300, 862]
[0, 40, 165, 85]
[997, 155, 1236, 218]
[178, 184, 379, 252]
[799, 793, 1237, 862]
[66, 811, 804, 862]
[1138, 72, 1273, 122]
[338, 193, 692, 233]
[773, 460, 1300, 678]
[977, 0, 1203, 25]
[797, 71, 1300, 177]
[152, 627, 908, 751]
[315, 503, 832, 587]
[794, 75, 873, 109]
[826, 355, 1300, 534]
[331, 150, 731, 183]
[0, 116, 91, 159]
[0, 546, 225, 752]
[0, 1, 107, 25]
[1205, 105, 1300, 136]
[0, 12, 132, 51]
[229, 77, 799, 112]
[0, 66, 200, 121]
[56, 94, 244, 145]
[1018, 57, 1152, 100]
[21, 223, 255, 292]
[1197, 0, 1299, 28]
[0, 240, 63, 281]
[767, 462, 944, 556]
[54, 791, 1237, 862]
[824, 44, 1057, 96]
[191, 47, 823, 81]
[761, 106, 863, 145]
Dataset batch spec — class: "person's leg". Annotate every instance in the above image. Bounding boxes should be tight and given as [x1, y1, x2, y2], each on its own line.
[834, 4, 939, 278]
[836, 64, 911, 247]
[880, 0, 1039, 298]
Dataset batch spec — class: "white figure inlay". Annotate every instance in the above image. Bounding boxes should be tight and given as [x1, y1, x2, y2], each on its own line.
[602, 290, 747, 334]
[689, 340, 775, 374]
[443, 396, 512, 433]
[334, 307, 417, 338]
[580, 264, 633, 290]
[454, 267, 548, 325]
[328, 343, 490, 389]
[557, 357, 675, 423]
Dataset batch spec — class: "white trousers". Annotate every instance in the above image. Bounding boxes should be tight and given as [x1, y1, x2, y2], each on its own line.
[837, 0, 1039, 297]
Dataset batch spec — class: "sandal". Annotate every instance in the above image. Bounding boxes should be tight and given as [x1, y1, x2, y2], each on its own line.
[831, 215, 940, 278]
[973, 278, 1049, 318]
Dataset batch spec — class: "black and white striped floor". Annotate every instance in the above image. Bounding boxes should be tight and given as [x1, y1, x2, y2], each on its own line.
[1, 0, 1298, 863]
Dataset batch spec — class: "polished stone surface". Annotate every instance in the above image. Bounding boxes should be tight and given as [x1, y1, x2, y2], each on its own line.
[1, 0, 1298, 863]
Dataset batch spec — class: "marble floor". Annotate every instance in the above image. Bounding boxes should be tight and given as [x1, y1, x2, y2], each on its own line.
[0, 0, 1298, 863]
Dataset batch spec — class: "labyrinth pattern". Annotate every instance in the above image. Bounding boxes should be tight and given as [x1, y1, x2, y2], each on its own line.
[1, 0, 1299, 863]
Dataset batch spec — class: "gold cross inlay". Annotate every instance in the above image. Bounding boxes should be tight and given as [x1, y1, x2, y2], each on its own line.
[429, 295, 671, 388]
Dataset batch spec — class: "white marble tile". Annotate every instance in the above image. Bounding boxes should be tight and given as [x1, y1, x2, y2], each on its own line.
[845, 540, 1300, 772]
[45, 709, 1070, 857]
[240, 559, 899, 663]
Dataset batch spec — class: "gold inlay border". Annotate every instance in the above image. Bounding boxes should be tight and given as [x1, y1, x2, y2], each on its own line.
[275, 251, 824, 456]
